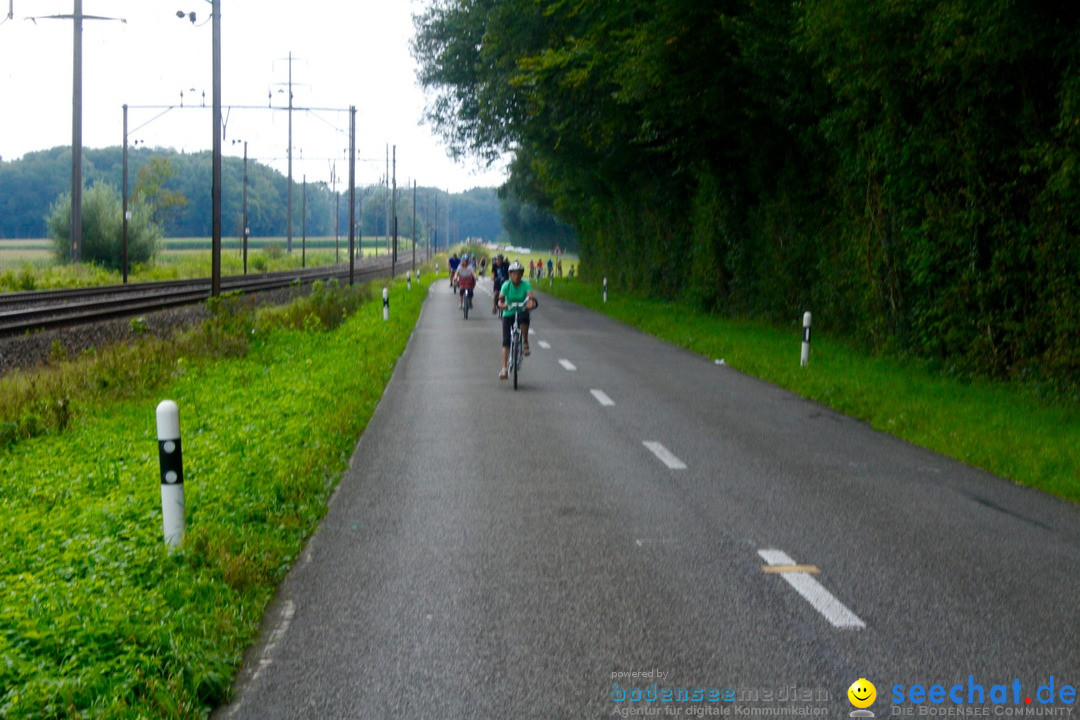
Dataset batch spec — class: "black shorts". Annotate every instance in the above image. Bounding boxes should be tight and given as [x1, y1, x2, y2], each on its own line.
[502, 312, 530, 347]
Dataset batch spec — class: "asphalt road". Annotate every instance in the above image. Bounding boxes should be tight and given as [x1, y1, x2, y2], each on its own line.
[215, 278, 1079, 719]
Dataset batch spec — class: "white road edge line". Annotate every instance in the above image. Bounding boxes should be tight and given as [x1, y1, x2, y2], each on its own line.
[758, 549, 865, 630]
[642, 441, 687, 470]
[559, 359, 577, 371]
[251, 599, 296, 683]
[591, 389, 615, 406]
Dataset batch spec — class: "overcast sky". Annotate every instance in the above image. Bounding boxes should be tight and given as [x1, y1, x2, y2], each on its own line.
[0, 0, 508, 192]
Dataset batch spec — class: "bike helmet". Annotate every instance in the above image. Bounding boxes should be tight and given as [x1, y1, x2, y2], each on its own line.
[508, 261, 523, 272]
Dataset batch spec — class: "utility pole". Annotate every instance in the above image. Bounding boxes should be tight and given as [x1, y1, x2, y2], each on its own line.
[71, 0, 82, 262]
[412, 180, 417, 272]
[301, 175, 307, 268]
[211, 0, 221, 297]
[122, 104, 128, 282]
[286, 51, 294, 254]
[29, 2, 124, 263]
[242, 141, 248, 274]
[331, 161, 339, 263]
[391, 145, 397, 278]
[348, 106, 356, 285]
[385, 144, 390, 256]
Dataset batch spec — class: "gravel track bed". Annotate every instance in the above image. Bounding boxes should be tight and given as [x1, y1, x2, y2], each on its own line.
[0, 287, 300, 378]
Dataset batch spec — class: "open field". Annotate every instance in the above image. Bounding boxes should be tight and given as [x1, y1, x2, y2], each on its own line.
[0, 237, 428, 289]
[0, 239, 52, 268]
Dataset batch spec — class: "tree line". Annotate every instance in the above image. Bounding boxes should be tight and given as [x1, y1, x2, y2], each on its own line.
[414, 0, 1080, 392]
[0, 146, 508, 247]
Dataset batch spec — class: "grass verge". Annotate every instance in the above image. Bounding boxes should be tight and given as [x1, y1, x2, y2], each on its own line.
[0, 274, 428, 717]
[542, 277, 1079, 504]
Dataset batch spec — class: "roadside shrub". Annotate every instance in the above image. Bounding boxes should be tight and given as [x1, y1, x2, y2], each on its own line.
[258, 278, 375, 332]
[261, 243, 284, 261]
[47, 183, 162, 269]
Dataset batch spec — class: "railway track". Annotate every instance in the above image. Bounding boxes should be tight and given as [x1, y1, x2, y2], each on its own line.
[0, 256, 405, 337]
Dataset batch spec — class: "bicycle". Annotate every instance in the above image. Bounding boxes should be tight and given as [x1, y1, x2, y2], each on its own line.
[461, 286, 473, 319]
[506, 300, 527, 389]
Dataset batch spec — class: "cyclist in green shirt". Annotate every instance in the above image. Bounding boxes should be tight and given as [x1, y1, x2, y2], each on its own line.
[497, 261, 538, 380]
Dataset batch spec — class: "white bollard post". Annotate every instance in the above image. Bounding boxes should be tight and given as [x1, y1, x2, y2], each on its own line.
[603, 277, 608, 303]
[800, 311, 812, 367]
[407, 270, 412, 291]
[156, 400, 185, 549]
[383, 287, 390, 321]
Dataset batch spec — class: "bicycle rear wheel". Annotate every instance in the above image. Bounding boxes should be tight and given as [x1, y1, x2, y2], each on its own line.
[513, 331, 523, 389]
[463, 291, 469, 319]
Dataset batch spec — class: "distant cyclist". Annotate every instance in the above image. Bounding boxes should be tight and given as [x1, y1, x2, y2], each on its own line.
[491, 254, 509, 315]
[448, 253, 461, 291]
[497, 261, 538, 380]
[454, 256, 477, 310]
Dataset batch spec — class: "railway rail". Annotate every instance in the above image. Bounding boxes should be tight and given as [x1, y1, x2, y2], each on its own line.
[0, 256, 405, 337]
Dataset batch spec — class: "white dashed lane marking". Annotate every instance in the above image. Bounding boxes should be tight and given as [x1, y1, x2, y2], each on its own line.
[758, 549, 866, 630]
[538, 341, 551, 350]
[590, 389, 615, 407]
[559, 359, 577, 371]
[642, 441, 687, 470]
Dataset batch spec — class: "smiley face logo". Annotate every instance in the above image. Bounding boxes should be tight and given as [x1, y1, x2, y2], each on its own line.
[848, 679, 877, 709]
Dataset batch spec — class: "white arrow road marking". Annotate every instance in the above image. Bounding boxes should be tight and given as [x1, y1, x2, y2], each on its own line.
[559, 359, 577, 371]
[642, 441, 687, 469]
[758, 549, 865, 630]
[590, 389, 615, 406]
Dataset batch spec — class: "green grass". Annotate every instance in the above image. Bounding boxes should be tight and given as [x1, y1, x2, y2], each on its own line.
[0, 237, 416, 290]
[0, 274, 430, 717]
[542, 277, 1079, 504]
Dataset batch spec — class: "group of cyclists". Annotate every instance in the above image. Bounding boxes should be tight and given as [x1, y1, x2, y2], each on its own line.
[448, 251, 538, 381]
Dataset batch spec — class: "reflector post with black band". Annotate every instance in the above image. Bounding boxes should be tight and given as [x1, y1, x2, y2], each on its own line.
[383, 287, 390, 321]
[801, 311, 812, 367]
[156, 400, 186, 549]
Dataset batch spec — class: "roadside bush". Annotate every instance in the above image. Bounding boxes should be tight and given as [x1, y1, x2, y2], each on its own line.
[47, 183, 162, 269]
[258, 278, 375, 332]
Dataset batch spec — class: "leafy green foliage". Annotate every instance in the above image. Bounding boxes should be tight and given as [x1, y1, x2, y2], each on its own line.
[133, 156, 189, 228]
[258, 278, 375, 331]
[413, 0, 1080, 394]
[499, 192, 577, 252]
[0, 146, 502, 244]
[0, 295, 255, 447]
[47, 183, 162, 269]
[0, 275, 429, 717]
